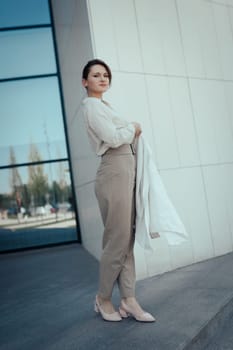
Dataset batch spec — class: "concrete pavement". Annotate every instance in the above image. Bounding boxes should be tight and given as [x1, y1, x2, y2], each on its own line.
[0, 243, 233, 350]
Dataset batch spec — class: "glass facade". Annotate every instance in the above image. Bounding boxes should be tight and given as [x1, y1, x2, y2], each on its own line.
[0, 28, 56, 78]
[0, 0, 79, 252]
[0, 77, 67, 166]
[0, 0, 50, 28]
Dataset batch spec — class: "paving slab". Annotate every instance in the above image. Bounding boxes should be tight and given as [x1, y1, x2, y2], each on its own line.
[0, 244, 233, 350]
[204, 311, 233, 350]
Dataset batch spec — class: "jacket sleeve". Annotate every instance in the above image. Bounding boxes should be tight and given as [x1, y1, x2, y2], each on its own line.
[84, 100, 135, 148]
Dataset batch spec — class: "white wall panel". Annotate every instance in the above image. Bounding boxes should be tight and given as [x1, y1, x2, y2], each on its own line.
[230, 6, 233, 30]
[224, 82, 233, 138]
[226, 165, 233, 243]
[60, 72, 84, 124]
[88, 0, 143, 72]
[52, 0, 96, 256]
[135, 0, 185, 75]
[53, 0, 94, 124]
[109, 0, 143, 72]
[146, 75, 180, 169]
[144, 239, 172, 277]
[203, 165, 233, 256]
[213, 4, 233, 80]
[157, 0, 185, 76]
[169, 243, 194, 270]
[52, 0, 76, 25]
[207, 0, 233, 6]
[69, 107, 100, 186]
[87, 0, 119, 70]
[76, 183, 103, 259]
[168, 77, 200, 167]
[160, 167, 214, 262]
[52, 26, 71, 67]
[71, 156, 99, 187]
[190, 79, 233, 164]
[211, 83, 233, 163]
[134, 243, 149, 280]
[200, 1, 222, 79]
[178, 0, 221, 79]
[177, 0, 205, 77]
[134, 0, 165, 74]
[69, 107, 94, 160]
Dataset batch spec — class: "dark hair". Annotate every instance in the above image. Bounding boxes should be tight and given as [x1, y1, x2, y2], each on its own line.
[82, 59, 112, 84]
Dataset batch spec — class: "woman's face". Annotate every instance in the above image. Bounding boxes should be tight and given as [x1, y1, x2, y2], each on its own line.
[82, 64, 110, 98]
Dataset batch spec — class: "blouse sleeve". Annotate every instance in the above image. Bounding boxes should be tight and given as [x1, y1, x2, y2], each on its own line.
[84, 99, 135, 148]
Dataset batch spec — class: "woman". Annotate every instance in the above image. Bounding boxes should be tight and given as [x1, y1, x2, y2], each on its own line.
[81, 59, 155, 323]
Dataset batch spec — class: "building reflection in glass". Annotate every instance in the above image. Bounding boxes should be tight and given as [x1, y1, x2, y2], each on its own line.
[0, 78, 68, 167]
[0, 160, 77, 251]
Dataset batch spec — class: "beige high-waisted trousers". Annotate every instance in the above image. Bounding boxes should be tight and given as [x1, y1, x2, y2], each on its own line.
[95, 144, 136, 299]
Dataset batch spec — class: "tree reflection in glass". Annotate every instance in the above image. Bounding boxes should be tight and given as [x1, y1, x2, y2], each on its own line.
[0, 157, 76, 251]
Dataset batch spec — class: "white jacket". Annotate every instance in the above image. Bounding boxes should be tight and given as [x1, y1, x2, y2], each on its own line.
[135, 136, 188, 251]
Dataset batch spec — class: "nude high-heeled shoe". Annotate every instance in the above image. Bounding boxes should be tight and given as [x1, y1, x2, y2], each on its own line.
[119, 300, 156, 322]
[94, 296, 122, 322]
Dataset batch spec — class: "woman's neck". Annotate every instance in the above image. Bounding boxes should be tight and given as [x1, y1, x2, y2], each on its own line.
[87, 92, 103, 99]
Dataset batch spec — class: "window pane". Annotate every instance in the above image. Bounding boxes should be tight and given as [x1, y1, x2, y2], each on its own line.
[0, 77, 68, 166]
[0, 0, 50, 28]
[0, 28, 56, 79]
[0, 161, 77, 251]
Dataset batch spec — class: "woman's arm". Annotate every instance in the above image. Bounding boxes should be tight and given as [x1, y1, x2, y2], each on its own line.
[84, 100, 139, 148]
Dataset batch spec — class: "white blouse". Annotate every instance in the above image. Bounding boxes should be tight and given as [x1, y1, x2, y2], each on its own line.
[81, 97, 135, 156]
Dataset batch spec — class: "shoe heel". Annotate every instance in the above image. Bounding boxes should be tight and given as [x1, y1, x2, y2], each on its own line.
[94, 302, 99, 313]
[119, 307, 129, 318]
[95, 296, 122, 321]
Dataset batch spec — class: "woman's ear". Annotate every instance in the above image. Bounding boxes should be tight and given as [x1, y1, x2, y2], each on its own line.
[82, 79, 88, 88]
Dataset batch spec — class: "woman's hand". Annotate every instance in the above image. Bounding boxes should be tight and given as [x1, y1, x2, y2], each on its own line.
[133, 122, 142, 137]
